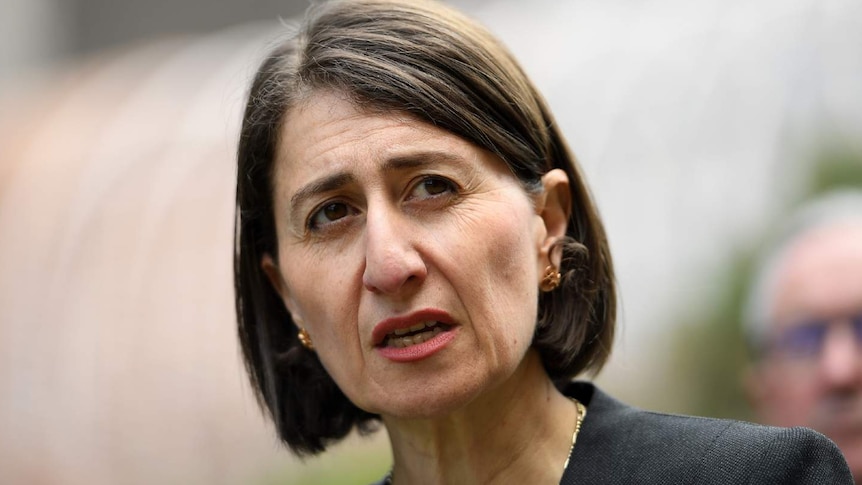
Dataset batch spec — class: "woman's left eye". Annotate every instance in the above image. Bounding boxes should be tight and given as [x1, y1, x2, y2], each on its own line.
[408, 176, 456, 200]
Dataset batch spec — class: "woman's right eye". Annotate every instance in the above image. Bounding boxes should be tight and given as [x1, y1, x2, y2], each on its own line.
[308, 201, 353, 231]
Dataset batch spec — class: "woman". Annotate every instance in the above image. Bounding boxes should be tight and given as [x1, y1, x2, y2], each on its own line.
[234, 0, 852, 483]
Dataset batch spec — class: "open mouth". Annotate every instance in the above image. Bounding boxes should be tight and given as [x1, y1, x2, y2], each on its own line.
[381, 320, 453, 348]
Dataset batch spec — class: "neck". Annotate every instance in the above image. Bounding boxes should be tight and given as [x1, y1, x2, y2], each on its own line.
[382, 351, 578, 485]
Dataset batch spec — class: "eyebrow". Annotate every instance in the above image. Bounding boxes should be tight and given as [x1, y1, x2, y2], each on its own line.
[290, 172, 354, 210]
[383, 150, 466, 172]
[288, 150, 467, 214]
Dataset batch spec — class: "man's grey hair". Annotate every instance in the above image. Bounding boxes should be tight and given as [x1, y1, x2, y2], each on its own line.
[743, 189, 862, 357]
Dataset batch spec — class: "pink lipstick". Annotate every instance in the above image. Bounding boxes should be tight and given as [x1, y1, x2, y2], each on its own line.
[373, 308, 458, 362]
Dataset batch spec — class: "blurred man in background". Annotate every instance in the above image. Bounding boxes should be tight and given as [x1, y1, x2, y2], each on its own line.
[744, 190, 862, 481]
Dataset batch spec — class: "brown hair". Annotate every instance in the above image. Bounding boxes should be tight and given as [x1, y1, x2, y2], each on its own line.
[235, 0, 616, 455]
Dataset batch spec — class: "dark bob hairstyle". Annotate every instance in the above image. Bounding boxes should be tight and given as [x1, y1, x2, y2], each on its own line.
[235, 0, 616, 456]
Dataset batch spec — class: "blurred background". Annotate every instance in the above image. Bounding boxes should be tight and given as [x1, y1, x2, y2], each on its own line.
[1, 0, 861, 483]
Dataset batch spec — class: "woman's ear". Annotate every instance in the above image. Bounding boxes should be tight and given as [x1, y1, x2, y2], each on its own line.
[261, 253, 285, 296]
[261, 254, 302, 322]
[537, 169, 571, 267]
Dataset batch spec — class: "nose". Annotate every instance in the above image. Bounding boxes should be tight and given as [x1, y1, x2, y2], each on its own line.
[361, 205, 427, 295]
[819, 320, 862, 389]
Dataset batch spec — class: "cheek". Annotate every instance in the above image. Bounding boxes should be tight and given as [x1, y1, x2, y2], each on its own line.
[463, 209, 540, 344]
[492, 229, 539, 284]
[455, 196, 540, 279]
[495, 206, 541, 283]
[280, 236, 361, 318]
[287, 281, 368, 401]
[280, 253, 362, 361]
[764, 367, 819, 415]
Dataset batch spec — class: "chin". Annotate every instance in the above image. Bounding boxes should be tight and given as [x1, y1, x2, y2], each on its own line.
[363, 374, 494, 420]
[348, 351, 524, 419]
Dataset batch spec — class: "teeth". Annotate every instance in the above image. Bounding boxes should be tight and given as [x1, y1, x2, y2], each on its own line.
[385, 322, 444, 348]
[392, 320, 437, 336]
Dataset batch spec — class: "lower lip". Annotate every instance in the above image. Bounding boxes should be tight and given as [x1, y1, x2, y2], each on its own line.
[376, 327, 458, 363]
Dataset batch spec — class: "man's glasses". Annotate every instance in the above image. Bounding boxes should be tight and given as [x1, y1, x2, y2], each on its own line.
[767, 312, 862, 360]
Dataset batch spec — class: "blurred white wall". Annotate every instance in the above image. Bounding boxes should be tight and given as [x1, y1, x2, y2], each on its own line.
[0, 24, 298, 485]
[1, 0, 861, 483]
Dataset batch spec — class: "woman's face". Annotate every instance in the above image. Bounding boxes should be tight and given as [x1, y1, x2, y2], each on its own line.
[264, 91, 567, 417]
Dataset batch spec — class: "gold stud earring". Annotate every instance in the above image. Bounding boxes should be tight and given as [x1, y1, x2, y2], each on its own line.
[298, 328, 314, 350]
[540, 265, 561, 292]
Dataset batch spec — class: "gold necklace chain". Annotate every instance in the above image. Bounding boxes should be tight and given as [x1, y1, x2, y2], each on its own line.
[384, 398, 587, 484]
[562, 397, 586, 472]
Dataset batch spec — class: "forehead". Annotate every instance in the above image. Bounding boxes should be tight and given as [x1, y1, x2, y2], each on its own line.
[771, 223, 862, 323]
[271, 91, 508, 197]
[276, 92, 434, 172]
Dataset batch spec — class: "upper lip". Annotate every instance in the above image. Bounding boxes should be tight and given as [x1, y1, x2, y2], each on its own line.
[372, 308, 455, 346]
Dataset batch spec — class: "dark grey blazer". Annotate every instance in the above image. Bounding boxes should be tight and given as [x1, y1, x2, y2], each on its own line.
[370, 382, 852, 484]
[563, 382, 853, 484]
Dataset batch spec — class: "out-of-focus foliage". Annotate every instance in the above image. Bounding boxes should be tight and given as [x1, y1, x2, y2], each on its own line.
[664, 254, 756, 420]
[254, 436, 391, 485]
[667, 143, 862, 421]
[807, 146, 862, 197]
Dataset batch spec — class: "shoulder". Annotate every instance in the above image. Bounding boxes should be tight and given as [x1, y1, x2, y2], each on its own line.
[562, 382, 852, 484]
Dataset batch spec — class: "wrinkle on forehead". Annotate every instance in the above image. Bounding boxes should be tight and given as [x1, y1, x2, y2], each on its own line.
[274, 91, 427, 184]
